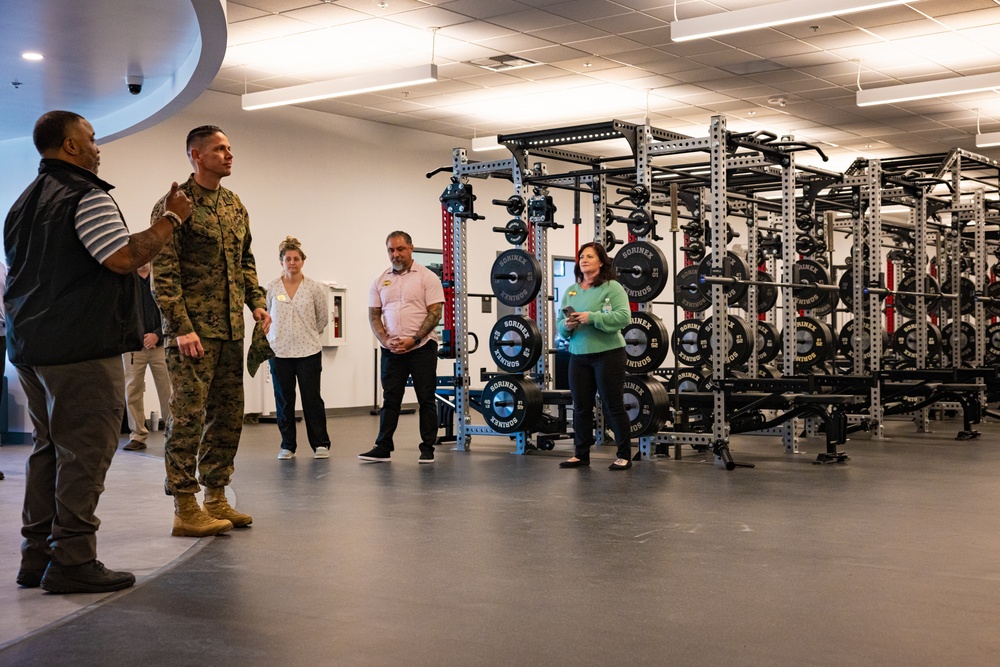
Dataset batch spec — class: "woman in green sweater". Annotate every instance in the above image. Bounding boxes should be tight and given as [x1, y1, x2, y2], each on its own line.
[555, 242, 634, 470]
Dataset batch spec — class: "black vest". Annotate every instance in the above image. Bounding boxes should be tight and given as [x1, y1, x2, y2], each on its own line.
[3, 159, 143, 365]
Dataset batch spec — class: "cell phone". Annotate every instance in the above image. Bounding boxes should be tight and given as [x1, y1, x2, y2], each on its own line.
[561, 306, 576, 317]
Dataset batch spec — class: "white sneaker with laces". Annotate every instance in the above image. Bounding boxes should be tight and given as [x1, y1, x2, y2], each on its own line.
[314, 447, 330, 459]
[277, 449, 295, 460]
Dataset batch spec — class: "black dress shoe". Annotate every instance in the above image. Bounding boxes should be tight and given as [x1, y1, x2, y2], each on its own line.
[559, 458, 590, 468]
[608, 459, 633, 471]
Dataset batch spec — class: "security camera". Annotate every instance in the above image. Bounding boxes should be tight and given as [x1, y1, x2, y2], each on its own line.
[126, 75, 143, 95]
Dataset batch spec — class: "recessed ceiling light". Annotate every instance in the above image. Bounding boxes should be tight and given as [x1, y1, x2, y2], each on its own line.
[747, 110, 757, 116]
[22, 52, 43, 61]
[582, 62, 592, 68]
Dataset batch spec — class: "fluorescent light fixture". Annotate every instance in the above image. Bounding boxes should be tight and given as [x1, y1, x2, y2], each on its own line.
[242, 64, 437, 111]
[471, 136, 504, 152]
[21, 52, 44, 61]
[671, 0, 918, 42]
[857, 71, 1000, 107]
[976, 132, 1000, 148]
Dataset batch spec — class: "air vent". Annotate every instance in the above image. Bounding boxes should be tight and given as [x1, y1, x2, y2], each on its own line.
[469, 55, 540, 72]
[720, 59, 785, 75]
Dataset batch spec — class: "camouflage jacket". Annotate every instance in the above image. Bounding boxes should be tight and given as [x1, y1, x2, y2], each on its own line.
[150, 175, 266, 345]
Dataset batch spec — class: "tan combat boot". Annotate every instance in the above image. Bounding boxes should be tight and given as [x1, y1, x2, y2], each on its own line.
[172, 492, 233, 537]
[203, 486, 253, 527]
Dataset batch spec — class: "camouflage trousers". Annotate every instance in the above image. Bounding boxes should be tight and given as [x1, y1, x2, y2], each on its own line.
[164, 338, 244, 495]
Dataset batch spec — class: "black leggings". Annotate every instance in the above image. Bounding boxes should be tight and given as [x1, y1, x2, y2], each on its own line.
[568, 347, 632, 461]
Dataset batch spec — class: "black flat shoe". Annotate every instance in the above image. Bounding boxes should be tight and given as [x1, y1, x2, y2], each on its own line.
[559, 458, 590, 468]
[608, 459, 632, 471]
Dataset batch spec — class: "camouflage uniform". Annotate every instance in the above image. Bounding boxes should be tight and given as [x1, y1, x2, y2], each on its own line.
[151, 175, 266, 495]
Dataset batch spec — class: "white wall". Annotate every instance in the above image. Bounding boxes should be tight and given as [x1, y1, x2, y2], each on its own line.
[1, 90, 590, 431]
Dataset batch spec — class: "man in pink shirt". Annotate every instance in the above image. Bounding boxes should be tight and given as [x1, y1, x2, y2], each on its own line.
[360, 231, 444, 463]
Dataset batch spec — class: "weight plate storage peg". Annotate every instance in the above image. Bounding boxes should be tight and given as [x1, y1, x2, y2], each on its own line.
[892, 320, 942, 362]
[612, 242, 669, 302]
[675, 265, 710, 312]
[788, 316, 834, 368]
[481, 375, 543, 434]
[622, 375, 670, 437]
[697, 314, 754, 367]
[623, 312, 670, 373]
[490, 249, 542, 307]
[672, 319, 706, 366]
[697, 251, 751, 306]
[489, 316, 542, 373]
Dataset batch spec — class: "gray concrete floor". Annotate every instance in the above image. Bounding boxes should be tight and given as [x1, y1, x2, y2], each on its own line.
[1, 411, 1000, 666]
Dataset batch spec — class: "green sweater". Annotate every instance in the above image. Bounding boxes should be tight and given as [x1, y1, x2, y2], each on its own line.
[556, 279, 631, 355]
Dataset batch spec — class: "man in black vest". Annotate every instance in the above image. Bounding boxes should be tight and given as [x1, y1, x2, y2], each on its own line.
[4, 110, 192, 594]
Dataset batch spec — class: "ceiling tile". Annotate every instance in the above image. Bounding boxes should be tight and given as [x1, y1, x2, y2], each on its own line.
[440, 0, 533, 20]
[529, 23, 609, 43]
[545, 0, 633, 22]
[487, 9, 574, 32]
[281, 4, 370, 27]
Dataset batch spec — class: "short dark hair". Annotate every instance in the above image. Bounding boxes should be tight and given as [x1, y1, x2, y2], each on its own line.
[186, 125, 225, 153]
[386, 231, 412, 246]
[573, 242, 617, 287]
[33, 110, 84, 154]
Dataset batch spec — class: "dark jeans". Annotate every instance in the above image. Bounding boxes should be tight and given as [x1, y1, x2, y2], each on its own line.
[376, 342, 438, 455]
[269, 352, 330, 452]
[569, 346, 632, 461]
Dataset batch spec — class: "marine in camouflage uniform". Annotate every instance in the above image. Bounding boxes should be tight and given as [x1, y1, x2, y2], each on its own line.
[151, 170, 266, 498]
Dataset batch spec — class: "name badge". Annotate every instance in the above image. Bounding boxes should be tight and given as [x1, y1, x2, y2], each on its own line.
[383, 280, 392, 286]
[277, 294, 287, 301]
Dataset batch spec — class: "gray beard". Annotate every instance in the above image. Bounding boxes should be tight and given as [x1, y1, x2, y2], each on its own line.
[391, 261, 404, 271]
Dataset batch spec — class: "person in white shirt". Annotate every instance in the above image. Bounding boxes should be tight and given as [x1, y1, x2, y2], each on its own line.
[265, 237, 331, 460]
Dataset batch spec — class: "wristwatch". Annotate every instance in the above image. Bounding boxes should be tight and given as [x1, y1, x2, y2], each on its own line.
[412, 335, 422, 346]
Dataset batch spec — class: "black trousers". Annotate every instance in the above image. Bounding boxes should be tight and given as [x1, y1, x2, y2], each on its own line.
[375, 342, 438, 455]
[269, 352, 330, 452]
[569, 347, 632, 461]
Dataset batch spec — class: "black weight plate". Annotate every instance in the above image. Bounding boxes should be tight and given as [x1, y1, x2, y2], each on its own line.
[481, 375, 543, 434]
[986, 322, 1000, 358]
[622, 375, 670, 437]
[737, 270, 778, 314]
[939, 276, 976, 317]
[672, 318, 705, 366]
[839, 269, 888, 312]
[489, 315, 542, 373]
[787, 315, 834, 368]
[668, 368, 708, 393]
[942, 320, 976, 359]
[697, 314, 754, 367]
[986, 282, 1000, 318]
[675, 264, 710, 312]
[838, 320, 888, 366]
[623, 312, 670, 373]
[812, 286, 840, 317]
[613, 242, 669, 303]
[756, 320, 780, 364]
[892, 320, 942, 361]
[503, 219, 528, 246]
[490, 250, 542, 307]
[894, 274, 940, 318]
[698, 251, 751, 306]
[794, 259, 832, 311]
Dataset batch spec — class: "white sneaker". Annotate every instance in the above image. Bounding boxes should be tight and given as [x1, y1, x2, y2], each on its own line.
[314, 447, 330, 459]
[277, 449, 295, 460]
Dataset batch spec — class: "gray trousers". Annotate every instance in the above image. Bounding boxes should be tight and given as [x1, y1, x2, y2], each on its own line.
[17, 356, 124, 568]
